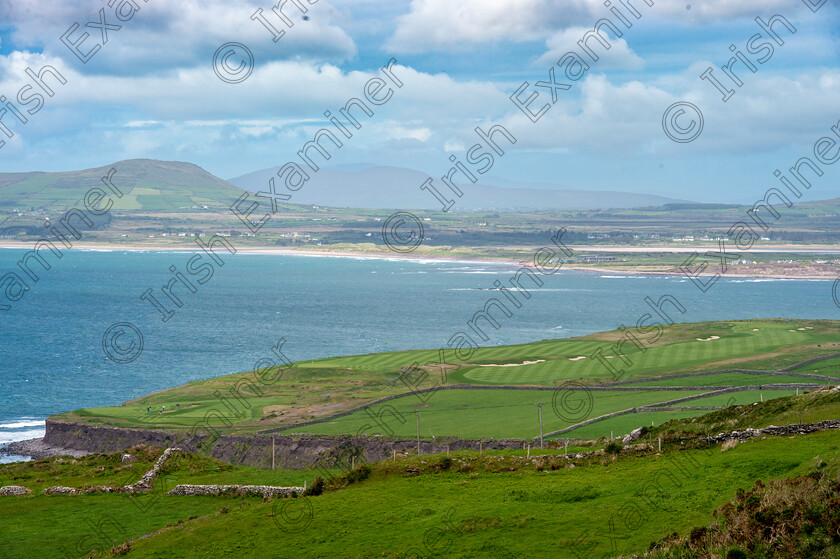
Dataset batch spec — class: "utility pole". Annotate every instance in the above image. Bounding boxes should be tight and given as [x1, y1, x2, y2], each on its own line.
[537, 402, 544, 449]
[416, 411, 421, 455]
[272, 434, 275, 470]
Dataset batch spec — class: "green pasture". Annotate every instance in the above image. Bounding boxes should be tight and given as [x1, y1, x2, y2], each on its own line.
[114, 431, 840, 559]
[301, 319, 840, 385]
[652, 388, 840, 436]
[280, 388, 715, 439]
[626, 372, 832, 387]
[55, 320, 840, 440]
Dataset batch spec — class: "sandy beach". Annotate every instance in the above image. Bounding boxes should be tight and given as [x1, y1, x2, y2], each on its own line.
[0, 242, 837, 280]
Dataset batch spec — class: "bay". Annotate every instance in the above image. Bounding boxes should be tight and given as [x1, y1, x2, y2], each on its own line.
[0, 248, 836, 440]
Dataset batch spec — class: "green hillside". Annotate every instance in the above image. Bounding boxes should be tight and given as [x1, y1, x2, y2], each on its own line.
[0, 159, 246, 213]
[4, 423, 840, 558]
[54, 319, 840, 441]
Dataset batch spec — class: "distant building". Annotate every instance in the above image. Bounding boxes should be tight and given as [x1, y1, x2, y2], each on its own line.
[579, 255, 616, 263]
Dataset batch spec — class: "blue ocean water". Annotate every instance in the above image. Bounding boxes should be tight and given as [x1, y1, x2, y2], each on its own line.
[0, 248, 837, 450]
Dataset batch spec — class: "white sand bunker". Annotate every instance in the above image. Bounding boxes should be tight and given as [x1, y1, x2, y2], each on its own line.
[476, 360, 545, 367]
[752, 328, 760, 331]
[569, 356, 588, 361]
[696, 336, 720, 342]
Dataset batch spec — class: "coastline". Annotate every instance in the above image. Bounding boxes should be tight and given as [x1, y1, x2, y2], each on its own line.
[0, 242, 836, 280]
[2, 438, 89, 460]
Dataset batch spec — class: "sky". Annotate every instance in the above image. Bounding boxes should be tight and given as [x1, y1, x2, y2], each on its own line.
[0, 0, 838, 203]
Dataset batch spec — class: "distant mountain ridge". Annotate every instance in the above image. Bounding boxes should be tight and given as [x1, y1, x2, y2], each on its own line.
[228, 165, 692, 211]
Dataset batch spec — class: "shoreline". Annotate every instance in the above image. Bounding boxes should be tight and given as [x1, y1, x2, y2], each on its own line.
[0, 242, 836, 280]
[1, 438, 89, 461]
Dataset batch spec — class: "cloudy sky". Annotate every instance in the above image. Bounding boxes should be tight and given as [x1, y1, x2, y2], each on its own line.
[0, 0, 838, 202]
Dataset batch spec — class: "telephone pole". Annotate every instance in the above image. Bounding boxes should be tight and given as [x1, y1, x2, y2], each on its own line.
[416, 411, 421, 455]
[538, 402, 544, 449]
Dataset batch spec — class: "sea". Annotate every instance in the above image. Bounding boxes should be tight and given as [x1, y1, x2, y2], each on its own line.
[0, 248, 837, 462]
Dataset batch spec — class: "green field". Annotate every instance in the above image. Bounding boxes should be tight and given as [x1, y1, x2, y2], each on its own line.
[279, 388, 713, 439]
[3, 429, 837, 558]
[52, 319, 840, 443]
[5, 330, 840, 558]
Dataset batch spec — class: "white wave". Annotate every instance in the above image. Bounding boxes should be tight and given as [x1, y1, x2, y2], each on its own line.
[0, 420, 45, 429]
[442, 270, 512, 275]
[0, 427, 45, 445]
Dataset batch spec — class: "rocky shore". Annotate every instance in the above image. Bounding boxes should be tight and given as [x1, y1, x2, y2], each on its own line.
[2, 438, 90, 460]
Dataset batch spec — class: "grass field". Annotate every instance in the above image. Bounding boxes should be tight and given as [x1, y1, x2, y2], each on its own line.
[51, 319, 840, 442]
[48, 431, 840, 558]
[279, 389, 713, 439]
[4, 387, 840, 557]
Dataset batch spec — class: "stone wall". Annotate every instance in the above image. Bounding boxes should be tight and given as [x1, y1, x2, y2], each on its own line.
[168, 485, 303, 497]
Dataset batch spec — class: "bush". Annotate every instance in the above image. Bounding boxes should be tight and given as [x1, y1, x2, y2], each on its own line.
[604, 441, 622, 455]
[345, 464, 371, 484]
[303, 476, 325, 497]
[725, 548, 747, 559]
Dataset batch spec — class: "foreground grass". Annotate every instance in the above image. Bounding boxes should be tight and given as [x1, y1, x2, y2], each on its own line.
[0, 448, 331, 559]
[101, 431, 840, 558]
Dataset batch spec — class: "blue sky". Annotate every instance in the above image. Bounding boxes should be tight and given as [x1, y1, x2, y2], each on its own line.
[0, 0, 838, 203]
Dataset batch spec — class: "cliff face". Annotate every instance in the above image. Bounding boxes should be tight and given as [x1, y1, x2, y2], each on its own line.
[44, 420, 185, 452]
[42, 420, 526, 470]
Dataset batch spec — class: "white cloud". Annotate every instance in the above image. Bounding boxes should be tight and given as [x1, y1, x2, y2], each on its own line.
[536, 27, 644, 70]
[0, 0, 357, 73]
[495, 68, 840, 157]
[385, 0, 821, 53]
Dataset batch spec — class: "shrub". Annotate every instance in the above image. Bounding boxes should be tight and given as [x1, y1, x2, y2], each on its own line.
[345, 464, 371, 484]
[726, 548, 747, 559]
[604, 441, 622, 455]
[303, 476, 325, 497]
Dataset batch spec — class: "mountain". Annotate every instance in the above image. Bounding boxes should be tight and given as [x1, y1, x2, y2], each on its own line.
[228, 165, 691, 211]
[0, 159, 245, 212]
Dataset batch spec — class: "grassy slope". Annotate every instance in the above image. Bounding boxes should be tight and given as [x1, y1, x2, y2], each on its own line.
[0, 159, 244, 212]
[0, 448, 330, 559]
[114, 431, 840, 558]
[4, 391, 840, 558]
[53, 320, 840, 441]
[651, 388, 840, 437]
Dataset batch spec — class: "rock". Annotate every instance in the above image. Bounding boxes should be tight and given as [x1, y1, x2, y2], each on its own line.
[44, 486, 78, 495]
[121, 454, 136, 463]
[0, 485, 30, 496]
[168, 484, 305, 498]
[622, 427, 644, 444]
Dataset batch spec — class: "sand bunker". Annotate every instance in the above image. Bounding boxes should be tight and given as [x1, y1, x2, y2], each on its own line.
[696, 336, 720, 342]
[476, 360, 545, 367]
[569, 356, 587, 361]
